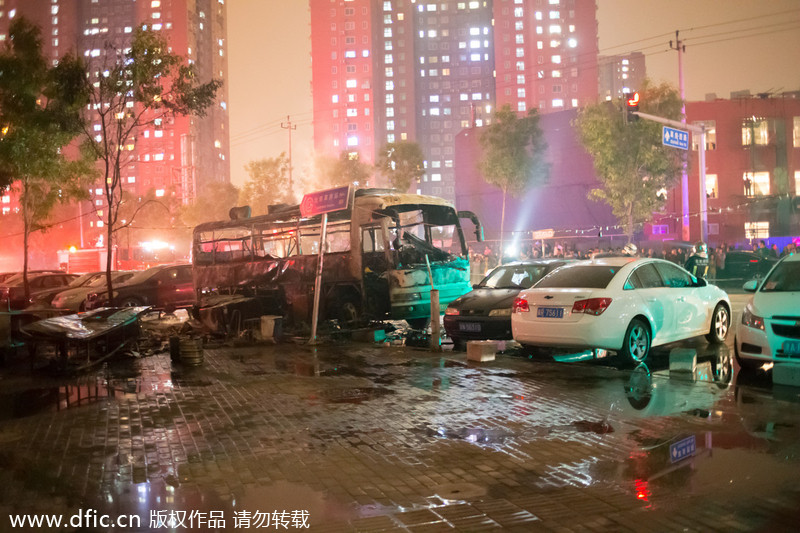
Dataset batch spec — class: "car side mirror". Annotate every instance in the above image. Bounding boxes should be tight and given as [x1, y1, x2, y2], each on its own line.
[694, 277, 707, 287]
[742, 279, 758, 292]
[472, 284, 481, 289]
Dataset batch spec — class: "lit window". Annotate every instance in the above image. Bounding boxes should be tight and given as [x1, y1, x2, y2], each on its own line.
[346, 79, 357, 88]
[151, 0, 161, 6]
[347, 136, 359, 147]
[549, 25, 561, 34]
[793, 117, 800, 147]
[552, 55, 561, 64]
[706, 174, 718, 199]
[743, 171, 770, 196]
[552, 98, 564, 107]
[332, 95, 339, 103]
[691, 121, 716, 150]
[152, 12, 161, 19]
[744, 221, 769, 239]
[155, 189, 165, 197]
[742, 119, 769, 146]
[154, 130, 163, 138]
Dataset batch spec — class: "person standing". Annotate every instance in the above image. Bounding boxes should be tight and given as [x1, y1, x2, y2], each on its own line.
[685, 242, 710, 279]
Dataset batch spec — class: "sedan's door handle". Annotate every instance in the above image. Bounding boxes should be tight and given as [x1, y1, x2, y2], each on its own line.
[676, 297, 685, 302]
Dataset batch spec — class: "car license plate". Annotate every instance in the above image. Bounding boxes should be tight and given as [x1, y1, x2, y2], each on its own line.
[537, 307, 564, 319]
[459, 322, 481, 332]
[783, 340, 800, 356]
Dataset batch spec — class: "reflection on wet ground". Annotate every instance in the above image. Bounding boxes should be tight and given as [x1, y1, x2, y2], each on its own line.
[0, 334, 799, 530]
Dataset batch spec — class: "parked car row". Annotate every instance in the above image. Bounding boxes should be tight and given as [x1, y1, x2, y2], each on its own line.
[445, 257, 732, 365]
[0, 264, 194, 312]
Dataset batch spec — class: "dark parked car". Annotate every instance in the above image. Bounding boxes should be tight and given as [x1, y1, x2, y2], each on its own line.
[50, 271, 136, 312]
[0, 272, 79, 311]
[717, 251, 777, 285]
[26, 271, 109, 309]
[85, 264, 195, 310]
[443, 259, 571, 349]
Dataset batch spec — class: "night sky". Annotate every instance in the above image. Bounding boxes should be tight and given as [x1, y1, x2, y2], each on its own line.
[227, 0, 800, 187]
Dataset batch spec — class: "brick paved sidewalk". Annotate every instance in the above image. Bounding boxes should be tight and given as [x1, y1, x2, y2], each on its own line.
[0, 341, 798, 532]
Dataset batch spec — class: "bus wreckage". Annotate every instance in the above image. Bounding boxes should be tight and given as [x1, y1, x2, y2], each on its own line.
[192, 188, 483, 334]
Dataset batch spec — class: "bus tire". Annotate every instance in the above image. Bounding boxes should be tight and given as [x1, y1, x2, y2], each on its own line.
[339, 300, 360, 325]
[406, 317, 429, 329]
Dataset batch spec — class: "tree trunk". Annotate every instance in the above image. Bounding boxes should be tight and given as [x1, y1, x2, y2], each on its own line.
[22, 179, 30, 304]
[106, 191, 115, 306]
[499, 188, 507, 265]
[626, 202, 634, 244]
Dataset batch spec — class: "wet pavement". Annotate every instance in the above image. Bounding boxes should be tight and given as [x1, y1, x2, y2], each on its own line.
[0, 294, 799, 531]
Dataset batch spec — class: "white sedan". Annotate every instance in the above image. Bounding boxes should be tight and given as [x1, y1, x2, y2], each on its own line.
[511, 257, 731, 365]
[735, 253, 800, 369]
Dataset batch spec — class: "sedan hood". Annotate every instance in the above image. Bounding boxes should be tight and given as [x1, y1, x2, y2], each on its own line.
[449, 288, 521, 311]
[752, 291, 800, 318]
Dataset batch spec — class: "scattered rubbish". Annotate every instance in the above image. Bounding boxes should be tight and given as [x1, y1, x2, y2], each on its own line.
[466, 340, 499, 362]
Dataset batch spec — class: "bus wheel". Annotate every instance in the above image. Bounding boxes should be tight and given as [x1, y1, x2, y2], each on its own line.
[338, 300, 360, 325]
[406, 317, 429, 330]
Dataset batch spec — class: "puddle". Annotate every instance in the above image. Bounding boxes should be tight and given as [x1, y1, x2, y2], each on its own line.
[572, 420, 614, 434]
[419, 426, 512, 445]
[0, 381, 135, 421]
[316, 387, 394, 404]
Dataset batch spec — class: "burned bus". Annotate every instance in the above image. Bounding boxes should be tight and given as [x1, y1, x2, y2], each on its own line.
[192, 188, 483, 329]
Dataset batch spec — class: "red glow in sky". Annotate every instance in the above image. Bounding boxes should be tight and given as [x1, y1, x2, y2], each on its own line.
[227, 0, 800, 187]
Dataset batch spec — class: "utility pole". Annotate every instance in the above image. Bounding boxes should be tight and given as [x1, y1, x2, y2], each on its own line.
[281, 115, 296, 198]
[670, 31, 690, 242]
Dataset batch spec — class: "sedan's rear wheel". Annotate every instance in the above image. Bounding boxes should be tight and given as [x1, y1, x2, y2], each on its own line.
[621, 318, 651, 365]
[706, 303, 729, 344]
[119, 296, 143, 308]
[450, 336, 465, 351]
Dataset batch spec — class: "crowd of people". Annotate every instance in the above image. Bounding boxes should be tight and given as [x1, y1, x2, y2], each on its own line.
[469, 238, 799, 283]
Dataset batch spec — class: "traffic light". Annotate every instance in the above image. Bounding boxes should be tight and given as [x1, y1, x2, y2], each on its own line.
[626, 92, 640, 123]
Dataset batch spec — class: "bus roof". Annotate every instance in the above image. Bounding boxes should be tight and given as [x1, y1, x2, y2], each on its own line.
[192, 188, 455, 234]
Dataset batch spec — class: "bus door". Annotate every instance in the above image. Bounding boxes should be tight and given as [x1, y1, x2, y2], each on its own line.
[360, 219, 392, 318]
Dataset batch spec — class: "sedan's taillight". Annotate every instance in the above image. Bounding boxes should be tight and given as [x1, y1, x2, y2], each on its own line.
[512, 297, 529, 313]
[572, 297, 612, 316]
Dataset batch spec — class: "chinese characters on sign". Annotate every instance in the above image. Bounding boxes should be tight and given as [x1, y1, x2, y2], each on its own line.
[662, 126, 689, 150]
[299, 186, 350, 217]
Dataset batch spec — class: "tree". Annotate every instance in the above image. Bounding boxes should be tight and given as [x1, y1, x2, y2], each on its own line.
[240, 154, 293, 215]
[314, 151, 372, 189]
[78, 29, 221, 304]
[180, 181, 240, 227]
[375, 141, 425, 192]
[0, 18, 94, 300]
[575, 80, 683, 242]
[478, 105, 549, 260]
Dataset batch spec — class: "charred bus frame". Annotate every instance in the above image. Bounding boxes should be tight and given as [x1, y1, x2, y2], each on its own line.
[192, 188, 483, 328]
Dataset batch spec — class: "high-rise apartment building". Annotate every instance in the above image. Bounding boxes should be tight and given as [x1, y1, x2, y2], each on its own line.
[493, 0, 598, 115]
[0, 0, 229, 207]
[310, 0, 599, 203]
[598, 52, 645, 101]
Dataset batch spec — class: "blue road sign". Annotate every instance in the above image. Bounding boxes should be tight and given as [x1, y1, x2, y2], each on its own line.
[670, 435, 696, 463]
[300, 185, 351, 217]
[663, 126, 689, 150]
